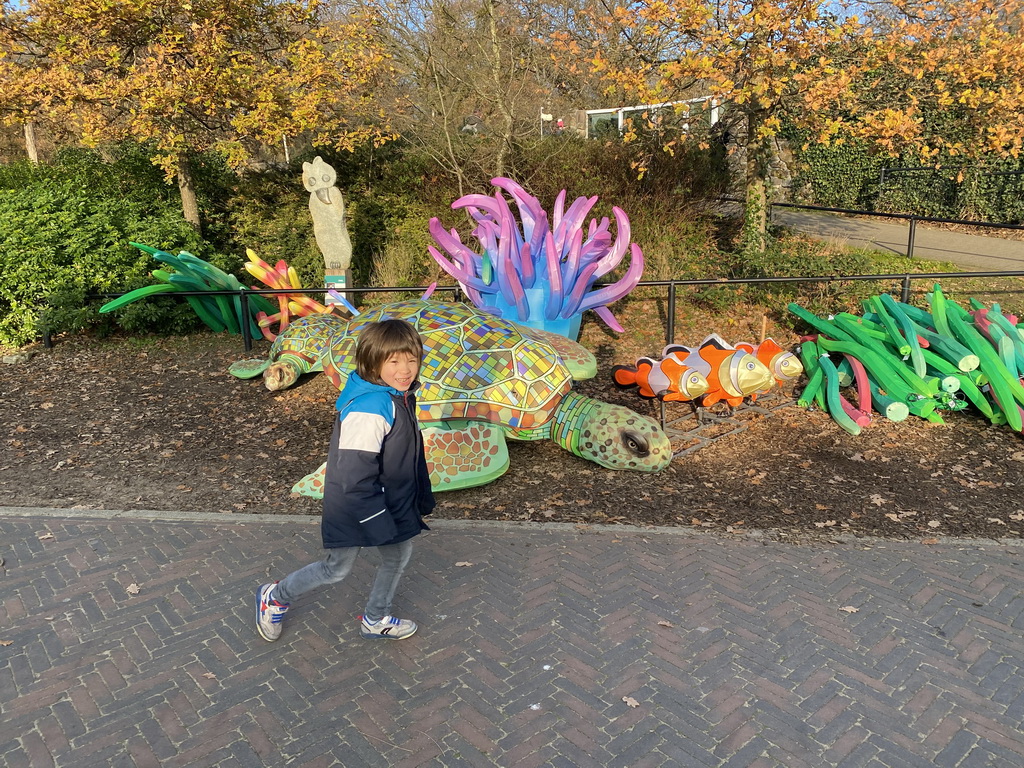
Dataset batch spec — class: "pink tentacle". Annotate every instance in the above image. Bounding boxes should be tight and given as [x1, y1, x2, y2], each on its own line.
[578, 243, 645, 312]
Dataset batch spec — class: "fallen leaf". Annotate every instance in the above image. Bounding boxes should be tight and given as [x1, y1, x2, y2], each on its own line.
[657, 620, 674, 628]
[870, 495, 888, 507]
[885, 513, 900, 522]
[202, 672, 217, 679]
[922, 538, 940, 545]
[39, 402, 54, 410]
[927, 520, 941, 528]
[622, 696, 640, 708]
[987, 518, 1006, 525]
[1009, 512, 1024, 521]
[125, 583, 141, 595]
[37, 532, 55, 541]
[0, 640, 12, 647]
[839, 606, 859, 613]
[454, 562, 474, 567]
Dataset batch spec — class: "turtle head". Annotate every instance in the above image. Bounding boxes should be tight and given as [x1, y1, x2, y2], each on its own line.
[263, 361, 300, 391]
[553, 392, 672, 472]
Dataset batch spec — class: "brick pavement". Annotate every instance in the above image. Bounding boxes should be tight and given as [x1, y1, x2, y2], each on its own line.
[2, 506, 1023, 767]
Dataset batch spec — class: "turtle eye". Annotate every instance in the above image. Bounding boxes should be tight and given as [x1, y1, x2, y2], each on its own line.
[622, 430, 650, 457]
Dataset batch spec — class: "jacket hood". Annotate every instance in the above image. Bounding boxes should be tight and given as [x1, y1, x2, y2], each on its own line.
[335, 371, 418, 410]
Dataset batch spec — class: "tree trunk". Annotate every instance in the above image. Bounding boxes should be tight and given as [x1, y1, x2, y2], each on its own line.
[24, 121, 39, 164]
[741, 110, 771, 255]
[484, 0, 514, 176]
[176, 155, 201, 231]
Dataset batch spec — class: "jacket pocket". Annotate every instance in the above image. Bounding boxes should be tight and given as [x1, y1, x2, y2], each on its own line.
[358, 506, 398, 544]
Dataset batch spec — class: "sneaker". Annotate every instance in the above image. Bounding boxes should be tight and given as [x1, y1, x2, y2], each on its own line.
[256, 583, 290, 642]
[360, 615, 417, 640]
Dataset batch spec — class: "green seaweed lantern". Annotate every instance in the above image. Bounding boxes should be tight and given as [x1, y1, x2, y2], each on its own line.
[788, 283, 1024, 434]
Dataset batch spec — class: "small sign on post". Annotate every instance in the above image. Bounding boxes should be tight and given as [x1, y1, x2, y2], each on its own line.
[325, 270, 352, 306]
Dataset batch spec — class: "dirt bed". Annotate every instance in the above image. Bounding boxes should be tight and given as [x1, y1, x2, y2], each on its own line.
[4, 332, 1024, 542]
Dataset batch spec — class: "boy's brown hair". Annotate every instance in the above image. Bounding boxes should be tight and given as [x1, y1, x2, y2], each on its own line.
[355, 319, 424, 385]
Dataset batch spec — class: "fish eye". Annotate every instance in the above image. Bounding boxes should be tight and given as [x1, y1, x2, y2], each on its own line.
[746, 361, 756, 370]
[622, 430, 650, 457]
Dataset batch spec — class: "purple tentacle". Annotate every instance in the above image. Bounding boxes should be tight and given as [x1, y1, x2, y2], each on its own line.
[561, 261, 600, 318]
[428, 245, 490, 292]
[593, 305, 625, 333]
[594, 207, 631, 277]
[554, 195, 597, 256]
[499, 198, 525, 274]
[543, 231, 563, 321]
[578, 243, 645, 312]
[525, 208, 549, 257]
[552, 189, 567, 233]
[492, 177, 542, 247]
[451, 193, 501, 218]
[429, 218, 481, 268]
[560, 227, 584, 292]
[519, 241, 535, 288]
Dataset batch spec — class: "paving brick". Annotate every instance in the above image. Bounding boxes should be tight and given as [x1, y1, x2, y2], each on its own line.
[4, 513, 1024, 767]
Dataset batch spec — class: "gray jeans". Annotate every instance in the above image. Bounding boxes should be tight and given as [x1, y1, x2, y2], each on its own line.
[272, 538, 414, 623]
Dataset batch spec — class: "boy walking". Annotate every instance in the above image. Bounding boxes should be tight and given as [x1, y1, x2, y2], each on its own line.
[256, 318, 434, 641]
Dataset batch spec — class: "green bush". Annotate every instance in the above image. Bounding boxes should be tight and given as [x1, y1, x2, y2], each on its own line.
[0, 148, 219, 347]
[790, 132, 1024, 224]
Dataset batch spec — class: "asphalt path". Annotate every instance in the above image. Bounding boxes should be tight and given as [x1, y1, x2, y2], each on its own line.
[773, 208, 1024, 272]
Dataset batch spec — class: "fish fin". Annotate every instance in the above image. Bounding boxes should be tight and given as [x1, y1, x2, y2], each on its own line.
[611, 364, 638, 388]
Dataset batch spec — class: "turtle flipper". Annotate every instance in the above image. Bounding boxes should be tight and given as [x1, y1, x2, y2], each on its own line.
[292, 462, 328, 499]
[228, 359, 271, 379]
[422, 422, 510, 491]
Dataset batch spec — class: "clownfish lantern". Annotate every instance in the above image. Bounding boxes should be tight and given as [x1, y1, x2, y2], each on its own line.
[736, 338, 804, 393]
[612, 357, 709, 401]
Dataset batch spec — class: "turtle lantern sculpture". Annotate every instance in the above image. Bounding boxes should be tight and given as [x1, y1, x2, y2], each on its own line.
[229, 299, 673, 493]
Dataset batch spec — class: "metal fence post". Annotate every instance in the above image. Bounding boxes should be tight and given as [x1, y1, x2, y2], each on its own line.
[901, 275, 912, 304]
[666, 281, 677, 346]
[240, 289, 252, 352]
[907, 216, 918, 259]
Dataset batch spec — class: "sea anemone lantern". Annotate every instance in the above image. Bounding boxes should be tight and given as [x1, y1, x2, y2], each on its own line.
[428, 177, 644, 340]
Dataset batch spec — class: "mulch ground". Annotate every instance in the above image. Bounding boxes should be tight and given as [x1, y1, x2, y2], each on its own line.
[4, 325, 1024, 542]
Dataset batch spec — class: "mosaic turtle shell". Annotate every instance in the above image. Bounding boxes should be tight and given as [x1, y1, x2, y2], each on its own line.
[324, 300, 574, 430]
[267, 312, 346, 370]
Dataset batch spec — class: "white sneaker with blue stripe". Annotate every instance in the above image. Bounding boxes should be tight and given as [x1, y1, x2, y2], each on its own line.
[360, 615, 417, 639]
[256, 583, 290, 642]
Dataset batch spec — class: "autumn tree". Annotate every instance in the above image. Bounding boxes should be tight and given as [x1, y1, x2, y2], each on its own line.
[339, 0, 594, 195]
[569, 0, 1024, 252]
[567, 0, 863, 253]
[1, 0, 394, 229]
[801, 0, 1024, 166]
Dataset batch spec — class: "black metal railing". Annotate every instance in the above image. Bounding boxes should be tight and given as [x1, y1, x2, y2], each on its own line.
[73, 267, 1024, 353]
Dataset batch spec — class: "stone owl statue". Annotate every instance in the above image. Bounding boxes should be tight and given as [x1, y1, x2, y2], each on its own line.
[303, 156, 353, 273]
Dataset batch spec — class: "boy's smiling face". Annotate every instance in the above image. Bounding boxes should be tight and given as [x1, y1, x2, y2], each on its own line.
[379, 352, 420, 392]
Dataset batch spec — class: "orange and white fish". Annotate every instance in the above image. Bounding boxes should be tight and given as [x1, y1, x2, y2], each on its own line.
[612, 357, 709, 402]
[664, 334, 774, 407]
[735, 338, 804, 397]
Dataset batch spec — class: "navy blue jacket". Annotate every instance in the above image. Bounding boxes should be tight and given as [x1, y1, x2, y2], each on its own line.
[321, 372, 434, 548]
